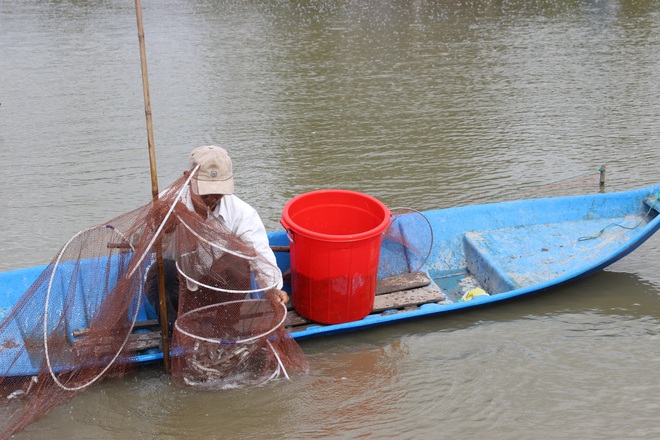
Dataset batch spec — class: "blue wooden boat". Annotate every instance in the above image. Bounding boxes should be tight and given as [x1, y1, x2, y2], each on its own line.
[1, 184, 660, 375]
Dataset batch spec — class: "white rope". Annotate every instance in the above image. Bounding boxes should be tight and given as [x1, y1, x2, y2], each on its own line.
[267, 339, 290, 380]
[263, 362, 282, 384]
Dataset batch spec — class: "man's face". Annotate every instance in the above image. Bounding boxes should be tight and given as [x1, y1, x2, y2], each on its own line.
[201, 194, 223, 210]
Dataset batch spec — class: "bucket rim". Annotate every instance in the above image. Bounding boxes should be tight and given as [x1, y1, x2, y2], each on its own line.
[280, 189, 391, 242]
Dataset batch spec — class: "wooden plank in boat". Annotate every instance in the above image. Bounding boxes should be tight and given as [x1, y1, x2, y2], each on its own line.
[372, 283, 445, 313]
[73, 331, 162, 356]
[72, 272, 438, 350]
[285, 283, 446, 329]
[125, 332, 162, 352]
[72, 319, 161, 338]
[285, 272, 442, 329]
[375, 272, 431, 295]
[285, 311, 311, 327]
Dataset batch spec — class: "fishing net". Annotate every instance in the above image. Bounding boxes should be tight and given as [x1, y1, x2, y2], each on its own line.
[172, 299, 301, 389]
[378, 208, 433, 279]
[0, 167, 307, 439]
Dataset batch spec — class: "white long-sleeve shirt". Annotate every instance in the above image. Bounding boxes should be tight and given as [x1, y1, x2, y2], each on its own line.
[179, 187, 283, 290]
[212, 194, 283, 289]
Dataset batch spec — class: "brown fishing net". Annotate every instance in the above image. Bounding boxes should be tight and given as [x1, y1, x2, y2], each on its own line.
[172, 299, 301, 389]
[0, 167, 307, 439]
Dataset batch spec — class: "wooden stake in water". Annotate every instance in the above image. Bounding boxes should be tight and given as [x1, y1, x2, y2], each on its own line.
[134, 0, 171, 374]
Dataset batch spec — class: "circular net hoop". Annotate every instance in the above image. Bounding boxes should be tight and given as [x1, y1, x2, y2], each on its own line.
[175, 250, 279, 295]
[378, 207, 433, 278]
[171, 299, 290, 390]
[43, 224, 144, 392]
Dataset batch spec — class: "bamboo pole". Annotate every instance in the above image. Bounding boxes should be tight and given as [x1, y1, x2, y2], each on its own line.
[134, 0, 171, 374]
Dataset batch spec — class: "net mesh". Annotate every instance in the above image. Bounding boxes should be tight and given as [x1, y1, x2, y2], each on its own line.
[172, 299, 304, 390]
[0, 169, 307, 439]
[378, 208, 433, 279]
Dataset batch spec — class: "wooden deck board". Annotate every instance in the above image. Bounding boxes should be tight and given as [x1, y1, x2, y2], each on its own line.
[372, 283, 445, 313]
[73, 272, 441, 352]
[73, 331, 162, 356]
[285, 272, 445, 329]
[375, 272, 431, 295]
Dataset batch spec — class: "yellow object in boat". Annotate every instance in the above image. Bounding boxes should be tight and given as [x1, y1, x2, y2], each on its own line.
[461, 288, 489, 301]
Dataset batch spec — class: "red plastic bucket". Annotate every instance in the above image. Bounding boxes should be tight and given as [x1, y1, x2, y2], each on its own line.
[280, 189, 391, 324]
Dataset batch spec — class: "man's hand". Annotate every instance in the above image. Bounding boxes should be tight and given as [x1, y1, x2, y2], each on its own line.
[267, 289, 289, 304]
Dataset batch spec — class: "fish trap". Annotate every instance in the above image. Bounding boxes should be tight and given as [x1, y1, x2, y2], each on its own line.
[171, 299, 294, 390]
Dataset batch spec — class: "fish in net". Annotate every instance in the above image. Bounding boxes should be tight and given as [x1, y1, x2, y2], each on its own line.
[0, 168, 308, 439]
[172, 299, 301, 390]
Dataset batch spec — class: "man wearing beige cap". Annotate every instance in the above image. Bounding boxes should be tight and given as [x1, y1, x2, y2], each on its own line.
[187, 145, 286, 300]
[146, 145, 287, 330]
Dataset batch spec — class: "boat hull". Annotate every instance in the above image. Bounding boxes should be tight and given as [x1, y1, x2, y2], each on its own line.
[2, 185, 659, 373]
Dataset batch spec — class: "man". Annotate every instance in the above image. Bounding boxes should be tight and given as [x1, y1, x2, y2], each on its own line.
[146, 145, 287, 331]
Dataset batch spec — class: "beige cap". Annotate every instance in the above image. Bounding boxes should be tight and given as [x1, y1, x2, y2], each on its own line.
[189, 145, 234, 195]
